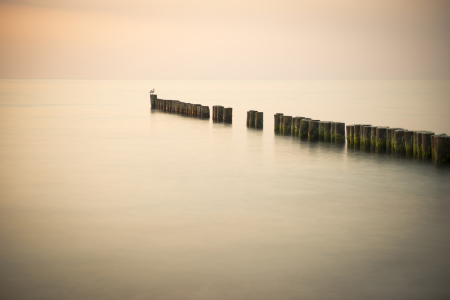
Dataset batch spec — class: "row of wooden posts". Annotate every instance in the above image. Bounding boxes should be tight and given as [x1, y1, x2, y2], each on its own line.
[212, 106, 233, 122]
[346, 125, 450, 164]
[150, 95, 449, 165]
[150, 95, 233, 122]
[150, 94, 210, 118]
[246, 111, 264, 128]
[272, 114, 449, 164]
[273, 114, 346, 142]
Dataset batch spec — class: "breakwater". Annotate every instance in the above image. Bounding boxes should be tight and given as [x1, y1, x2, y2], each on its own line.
[346, 125, 450, 165]
[274, 114, 346, 143]
[150, 94, 449, 165]
[272, 112, 449, 165]
[150, 94, 210, 119]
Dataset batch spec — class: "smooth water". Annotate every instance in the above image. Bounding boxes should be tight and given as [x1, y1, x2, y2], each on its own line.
[1, 79, 450, 300]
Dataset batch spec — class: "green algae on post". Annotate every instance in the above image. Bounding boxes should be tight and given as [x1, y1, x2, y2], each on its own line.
[433, 134, 450, 165]
[375, 127, 388, 153]
[247, 110, 257, 127]
[414, 131, 426, 158]
[282, 116, 292, 134]
[329, 122, 336, 142]
[393, 129, 406, 155]
[323, 122, 331, 142]
[404, 131, 415, 157]
[432, 134, 446, 163]
[421, 132, 435, 159]
[370, 126, 378, 151]
[387, 128, 400, 153]
[291, 117, 298, 135]
[255, 112, 263, 129]
[274, 113, 283, 131]
[297, 117, 305, 136]
[346, 125, 353, 145]
[348, 125, 355, 146]
[308, 120, 320, 141]
[361, 126, 371, 151]
[319, 121, 325, 141]
[335, 122, 346, 143]
[299, 118, 311, 139]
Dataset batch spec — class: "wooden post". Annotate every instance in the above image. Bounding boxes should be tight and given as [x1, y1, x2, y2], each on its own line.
[433, 134, 450, 165]
[432, 134, 446, 163]
[217, 106, 224, 121]
[421, 132, 435, 159]
[346, 125, 351, 145]
[323, 122, 332, 142]
[274, 113, 283, 131]
[192, 104, 200, 117]
[282, 116, 292, 134]
[335, 122, 345, 143]
[255, 112, 263, 128]
[348, 125, 355, 146]
[414, 131, 426, 157]
[370, 126, 378, 151]
[393, 129, 406, 155]
[201, 106, 210, 119]
[376, 127, 388, 153]
[295, 117, 305, 136]
[330, 122, 336, 142]
[404, 131, 414, 157]
[292, 117, 298, 135]
[353, 125, 362, 149]
[319, 121, 325, 141]
[223, 107, 232, 123]
[299, 118, 311, 139]
[308, 120, 320, 141]
[361, 125, 371, 151]
[150, 94, 157, 108]
[387, 128, 401, 153]
[248, 111, 257, 127]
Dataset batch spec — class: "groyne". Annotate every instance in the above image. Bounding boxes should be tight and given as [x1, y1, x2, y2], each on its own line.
[150, 94, 449, 165]
[150, 94, 212, 119]
[345, 124, 449, 165]
[274, 114, 346, 144]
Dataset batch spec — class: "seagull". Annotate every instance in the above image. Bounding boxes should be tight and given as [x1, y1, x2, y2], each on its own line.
[149, 88, 155, 94]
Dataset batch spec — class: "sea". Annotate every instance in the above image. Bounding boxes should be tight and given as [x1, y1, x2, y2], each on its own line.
[1, 79, 450, 300]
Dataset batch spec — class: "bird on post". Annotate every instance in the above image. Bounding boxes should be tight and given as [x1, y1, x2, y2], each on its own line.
[149, 88, 155, 94]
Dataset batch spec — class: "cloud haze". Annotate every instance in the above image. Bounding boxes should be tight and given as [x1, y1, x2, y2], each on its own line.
[1, 0, 449, 79]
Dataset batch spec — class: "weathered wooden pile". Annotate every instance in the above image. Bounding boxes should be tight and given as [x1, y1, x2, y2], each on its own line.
[346, 125, 450, 165]
[274, 114, 346, 142]
[150, 94, 210, 118]
[212, 105, 233, 123]
[246, 110, 263, 128]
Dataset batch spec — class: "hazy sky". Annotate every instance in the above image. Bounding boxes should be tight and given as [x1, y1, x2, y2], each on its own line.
[1, 0, 449, 79]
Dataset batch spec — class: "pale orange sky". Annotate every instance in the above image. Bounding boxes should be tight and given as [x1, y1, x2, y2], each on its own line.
[1, 0, 449, 79]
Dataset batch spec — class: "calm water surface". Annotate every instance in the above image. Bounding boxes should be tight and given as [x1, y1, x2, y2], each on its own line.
[1, 80, 450, 300]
